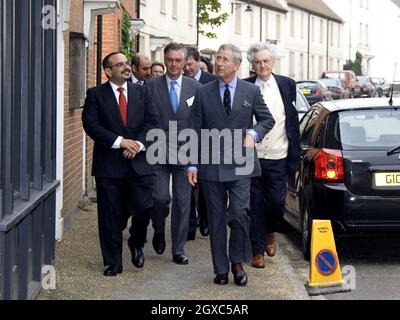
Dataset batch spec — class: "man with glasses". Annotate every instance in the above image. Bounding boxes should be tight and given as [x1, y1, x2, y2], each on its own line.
[82, 52, 159, 276]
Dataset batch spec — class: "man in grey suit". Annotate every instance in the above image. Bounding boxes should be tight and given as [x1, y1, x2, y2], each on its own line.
[146, 43, 201, 265]
[188, 44, 275, 286]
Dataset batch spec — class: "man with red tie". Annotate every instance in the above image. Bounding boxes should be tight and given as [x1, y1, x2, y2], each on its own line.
[82, 52, 160, 276]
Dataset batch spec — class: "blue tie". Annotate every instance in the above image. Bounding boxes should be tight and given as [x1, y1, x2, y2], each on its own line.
[170, 81, 179, 113]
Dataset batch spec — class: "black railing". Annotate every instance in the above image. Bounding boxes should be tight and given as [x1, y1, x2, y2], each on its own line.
[0, 0, 59, 300]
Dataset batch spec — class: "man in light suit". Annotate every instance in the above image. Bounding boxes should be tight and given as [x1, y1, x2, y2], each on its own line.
[244, 42, 300, 269]
[188, 44, 275, 286]
[82, 52, 159, 275]
[146, 43, 201, 265]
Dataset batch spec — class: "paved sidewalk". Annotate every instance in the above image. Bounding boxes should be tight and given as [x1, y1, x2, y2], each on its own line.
[38, 202, 310, 300]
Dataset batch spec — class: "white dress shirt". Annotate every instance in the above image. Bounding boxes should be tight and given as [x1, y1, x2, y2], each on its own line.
[109, 80, 144, 152]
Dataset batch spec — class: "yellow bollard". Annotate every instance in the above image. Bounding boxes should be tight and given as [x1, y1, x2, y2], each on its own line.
[305, 220, 351, 296]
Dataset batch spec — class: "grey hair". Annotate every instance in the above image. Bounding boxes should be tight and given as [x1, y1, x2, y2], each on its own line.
[247, 42, 277, 64]
[218, 44, 242, 64]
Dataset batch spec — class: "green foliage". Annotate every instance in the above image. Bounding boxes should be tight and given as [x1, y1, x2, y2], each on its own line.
[120, 10, 134, 61]
[343, 51, 363, 76]
[198, 0, 229, 39]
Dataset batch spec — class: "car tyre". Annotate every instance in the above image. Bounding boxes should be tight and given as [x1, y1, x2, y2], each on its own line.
[301, 203, 312, 261]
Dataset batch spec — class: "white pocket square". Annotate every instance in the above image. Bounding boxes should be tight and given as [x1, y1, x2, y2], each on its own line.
[186, 96, 195, 107]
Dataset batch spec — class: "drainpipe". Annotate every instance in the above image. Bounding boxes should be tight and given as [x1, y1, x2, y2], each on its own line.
[260, 7, 262, 41]
[96, 15, 103, 86]
[307, 12, 310, 79]
[136, 0, 141, 53]
[326, 19, 330, 71]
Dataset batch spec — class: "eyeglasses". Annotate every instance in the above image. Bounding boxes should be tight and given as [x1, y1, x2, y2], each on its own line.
[107, 61, 130, 69]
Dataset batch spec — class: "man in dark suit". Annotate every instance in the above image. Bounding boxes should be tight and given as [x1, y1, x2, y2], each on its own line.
[244, 42, 300, 269]
[188, 44, 275, 286]
[146, 43, 201, 265]
[184, 46, 218, 241]
[128, 53, 152, 85]
[82, 52, 159, 276]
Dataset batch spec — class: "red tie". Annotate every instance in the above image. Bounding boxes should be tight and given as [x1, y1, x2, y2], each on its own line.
[117, 87, 127, 126]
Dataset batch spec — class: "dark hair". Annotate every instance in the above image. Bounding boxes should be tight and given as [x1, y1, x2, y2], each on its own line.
[185, 45, 200, 61]
[102, 52, 122, 69]
[200, 56, 213, 73]
[131, 55, 141, 68]
[164, 42, 187, 59]
[151, 62, 165, 71]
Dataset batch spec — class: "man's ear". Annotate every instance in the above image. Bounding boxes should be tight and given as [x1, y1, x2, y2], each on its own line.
[104, 68, 112, 79]
[131, 65, 138, 73]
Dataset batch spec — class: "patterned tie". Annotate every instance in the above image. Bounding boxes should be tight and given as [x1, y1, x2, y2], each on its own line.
[223, 84, 231, 116]
[117, 87, 127, 126]
[170, 81, 179, 113]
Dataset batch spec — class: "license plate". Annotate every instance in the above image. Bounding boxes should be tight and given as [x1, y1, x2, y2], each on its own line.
[300, 89, 311, 95]
[374, 172, 400, 187]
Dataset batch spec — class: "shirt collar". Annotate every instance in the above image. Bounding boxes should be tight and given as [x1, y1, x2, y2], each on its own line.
[194, 69, 202, 81]
[166, 74, 183, 88]
[256, 74, 276, 89]
[219, 77, 238, 90]
[109, 80, 128, 93]
[131, 74, 139, 84]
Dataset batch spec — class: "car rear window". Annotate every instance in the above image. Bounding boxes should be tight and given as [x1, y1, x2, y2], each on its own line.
[325, 72, 345, 80]
[297, 82, 318, 90]
[332, 109, 400, 150]
[321, 79, 339, 86]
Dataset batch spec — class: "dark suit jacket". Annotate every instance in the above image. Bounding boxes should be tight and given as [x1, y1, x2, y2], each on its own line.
[199, 70, 218, 85]
[82, 81, 160, 178]
[146, 75, 201, 165]
[243, 74, 300, 174]
[190, 78, 276, 182]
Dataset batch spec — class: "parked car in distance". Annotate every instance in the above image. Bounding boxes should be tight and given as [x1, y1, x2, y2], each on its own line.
[296, 88, 310, 120]
[357, 76, 377, 98]
[297, 81, 333, 105]
[284, 98, 400, 259]
[322, 70, 361, 98]
[370, 77, 392, 97]
[318, 78, 350, 100]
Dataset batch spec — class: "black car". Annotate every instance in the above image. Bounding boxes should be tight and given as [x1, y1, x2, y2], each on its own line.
[284, 98, 400, 259]
[297, 81, 333, 105]
[357, 76, 377, 98]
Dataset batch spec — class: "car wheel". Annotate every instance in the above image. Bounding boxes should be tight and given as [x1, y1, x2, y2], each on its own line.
[301, 203, 312, 260]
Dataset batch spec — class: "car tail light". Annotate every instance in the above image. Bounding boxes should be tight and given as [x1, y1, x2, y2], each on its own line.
[314, 149, 344, 182]
[312, 90, 322, 95]
[335, 88, 342, 93]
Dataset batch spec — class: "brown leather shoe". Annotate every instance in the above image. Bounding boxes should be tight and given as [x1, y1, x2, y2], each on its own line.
[265, 233, 276, 257]
[251, 254, 265, 269]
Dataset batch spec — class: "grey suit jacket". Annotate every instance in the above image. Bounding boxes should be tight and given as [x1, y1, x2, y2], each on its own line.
[189, 78, 275, 182]
[146, 74, 201, 165]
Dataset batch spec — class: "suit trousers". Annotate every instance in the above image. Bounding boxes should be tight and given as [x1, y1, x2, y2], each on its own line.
[152, 164, 192, 256]
[202, 179, 253, 275]
[95, 173, 153, 267]
[188, 184, 208, 233]
[249, 158, 287, 255]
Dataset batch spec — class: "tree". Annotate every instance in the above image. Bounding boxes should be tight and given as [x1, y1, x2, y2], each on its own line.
[343, 51, 363, 75]
[198, 0, 229, 39]
[120, 10, 135, 61]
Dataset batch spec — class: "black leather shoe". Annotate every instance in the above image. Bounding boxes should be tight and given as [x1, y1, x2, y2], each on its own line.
[199, 219, 209, 237]
[103, 265, 123, 277]
[173, 254, 189, 265]
[213, 273, 229, 285]
[152, 231, 166, 255]
[187, 231, 196, 241]
[132, 247, 145, 269]
[231, 263, 248, 286]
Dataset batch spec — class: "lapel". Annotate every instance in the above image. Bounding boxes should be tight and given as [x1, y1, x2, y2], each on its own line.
[101, 82, 124, 128]
[127, 82, 137, 125]
[178, 77, 193, 111]
[274, 74, 290, 117]
[209, 80, 228, 121]
[157, 75, 176, 118]
[231, 78, 245, 113]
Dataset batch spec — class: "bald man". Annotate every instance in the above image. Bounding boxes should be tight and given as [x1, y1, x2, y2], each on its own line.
[130, 53, 152, 85]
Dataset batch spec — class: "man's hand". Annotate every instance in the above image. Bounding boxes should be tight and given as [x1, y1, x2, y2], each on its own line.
[187, 171, 198, 187]
[121, 139, 141, 154]
[243, 133, 256, 148]
[123, 149, 136, 160]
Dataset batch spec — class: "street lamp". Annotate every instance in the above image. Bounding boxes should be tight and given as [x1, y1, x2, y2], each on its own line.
[231, 1, 252, 14]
